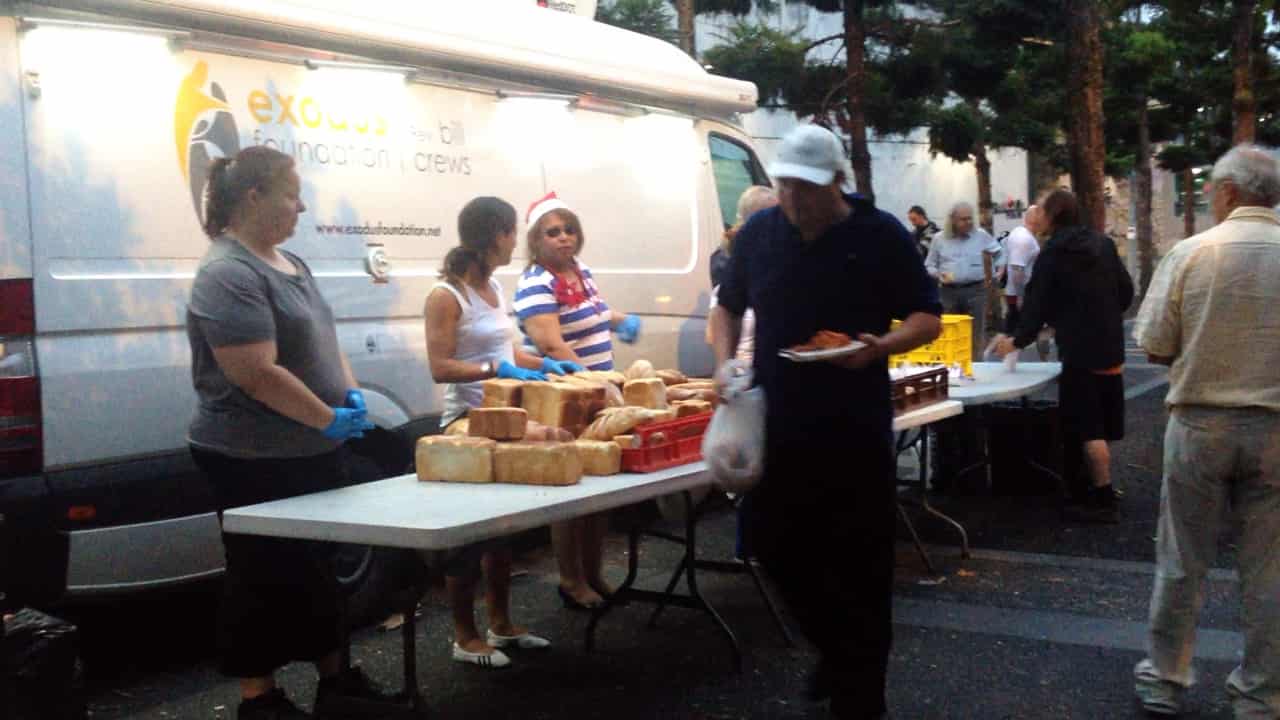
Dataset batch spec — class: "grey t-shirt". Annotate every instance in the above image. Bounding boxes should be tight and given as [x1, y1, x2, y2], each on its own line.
[186, 238, 347, 459]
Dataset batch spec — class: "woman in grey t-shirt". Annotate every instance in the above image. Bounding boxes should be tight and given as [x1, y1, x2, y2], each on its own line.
[186, 146, 393, 719]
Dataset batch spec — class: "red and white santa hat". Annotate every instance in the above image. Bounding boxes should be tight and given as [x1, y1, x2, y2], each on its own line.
[526, 191, 570, 230]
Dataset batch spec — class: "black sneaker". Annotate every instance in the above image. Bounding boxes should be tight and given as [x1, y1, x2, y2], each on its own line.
[238, 688, 311, 720]
[1066, 485, 1120, 524]
[314, 666, 418, 719]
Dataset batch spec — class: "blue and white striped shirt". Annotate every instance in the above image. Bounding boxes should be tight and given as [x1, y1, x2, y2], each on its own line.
[513, 262, 615, 370]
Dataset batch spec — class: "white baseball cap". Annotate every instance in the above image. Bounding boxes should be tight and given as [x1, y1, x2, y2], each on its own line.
[769, 124, 846, 186]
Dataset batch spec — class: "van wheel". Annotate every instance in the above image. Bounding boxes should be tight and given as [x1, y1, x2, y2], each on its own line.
[336, 432, 420, 628]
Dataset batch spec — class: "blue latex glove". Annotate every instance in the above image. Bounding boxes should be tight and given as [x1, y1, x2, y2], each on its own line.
[322, 407, 374, 441]
[497, 360, 547, 382]
[615, 314, 641, 344]
[344, 389, 366, 411]
[541, 357, 585, 376]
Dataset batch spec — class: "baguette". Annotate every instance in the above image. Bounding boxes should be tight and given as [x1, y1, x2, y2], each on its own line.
[580, 406, 668, 440]
[655, 369, 687, 386]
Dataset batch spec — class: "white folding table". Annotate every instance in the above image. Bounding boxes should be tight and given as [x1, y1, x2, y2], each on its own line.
[222, 463, 719, 710]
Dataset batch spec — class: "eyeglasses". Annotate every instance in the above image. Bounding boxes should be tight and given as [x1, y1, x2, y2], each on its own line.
[543, 224, 578, 239]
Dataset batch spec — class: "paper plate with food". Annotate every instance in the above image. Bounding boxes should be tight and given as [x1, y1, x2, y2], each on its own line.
[778, 330, 867, 362]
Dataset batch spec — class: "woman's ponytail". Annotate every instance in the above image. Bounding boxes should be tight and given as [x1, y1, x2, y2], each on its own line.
[202, 157, 235, 239]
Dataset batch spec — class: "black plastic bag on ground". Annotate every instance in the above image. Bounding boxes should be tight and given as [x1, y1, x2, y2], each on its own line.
[2, 608, 87, 720]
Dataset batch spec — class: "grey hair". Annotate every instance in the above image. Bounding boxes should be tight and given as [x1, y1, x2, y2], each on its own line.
[946, 201, 975, 236]
[1210, 144, 1280, 205]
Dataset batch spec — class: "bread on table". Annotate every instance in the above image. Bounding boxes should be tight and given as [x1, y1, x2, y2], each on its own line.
[416, 436, 495, 483]
[481, 379, 525, 408]
[575, 370, 626, 387]
[444, 418, 470, 436]
[624, 359, 656, 381]
[612, 434, 639, 450]
[525, 422, 575, 442]
[467, 407, 528, 441]
[580, 406, 669, 440]
[666, 386, 718, 404]
[521, 382, 600, 436]
[623, 378, 668, 409]
[672, 400, 712, 417]
[493, 442, 583, 486]
[573, 440, 622, 475]
[655, 369, 687, 386]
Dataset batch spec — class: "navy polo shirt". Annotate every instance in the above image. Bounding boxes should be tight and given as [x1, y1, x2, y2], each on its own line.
[718, 194, 942, 434]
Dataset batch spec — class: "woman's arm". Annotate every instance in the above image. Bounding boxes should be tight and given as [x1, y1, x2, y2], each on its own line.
[609, 309, 628, 328]
[513, 346, 545, 370]
[212, 341, 335, 430]
[337, 351, 358, 389]
[523, 313, 584, 363]
[424, 287, 493, 384]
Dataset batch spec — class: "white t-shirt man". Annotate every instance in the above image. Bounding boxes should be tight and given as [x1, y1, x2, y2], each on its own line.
[1003, 225, 1040, 300]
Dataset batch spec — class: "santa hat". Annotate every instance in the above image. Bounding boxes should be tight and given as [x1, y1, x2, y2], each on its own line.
[526, 191, 570, 230]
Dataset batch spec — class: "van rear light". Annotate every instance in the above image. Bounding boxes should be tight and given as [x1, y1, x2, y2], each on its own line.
[0, 279, 41, 478]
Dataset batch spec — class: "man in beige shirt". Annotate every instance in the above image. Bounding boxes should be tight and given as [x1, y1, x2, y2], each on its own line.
[1132, 144, 1280, 719]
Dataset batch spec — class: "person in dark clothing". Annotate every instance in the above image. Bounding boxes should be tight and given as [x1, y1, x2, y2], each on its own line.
[710, 125, 942, 719]
[994, 189, 1134, 522]
[907, 205, 939, 257]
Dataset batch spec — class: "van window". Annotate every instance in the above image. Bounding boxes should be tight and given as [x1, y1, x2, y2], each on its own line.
[709, 134, 768, 229]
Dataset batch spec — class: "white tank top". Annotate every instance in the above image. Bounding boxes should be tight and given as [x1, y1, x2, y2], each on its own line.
[434, 278, 516, 428]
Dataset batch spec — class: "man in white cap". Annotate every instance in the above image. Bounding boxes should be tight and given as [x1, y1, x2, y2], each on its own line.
[709, 124, 942, 719]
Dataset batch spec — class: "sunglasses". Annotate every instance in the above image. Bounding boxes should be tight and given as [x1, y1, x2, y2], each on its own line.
[543, 224, 578, 239]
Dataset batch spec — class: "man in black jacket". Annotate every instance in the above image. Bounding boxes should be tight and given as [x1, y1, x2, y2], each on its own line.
[994, 189, 1134, 521]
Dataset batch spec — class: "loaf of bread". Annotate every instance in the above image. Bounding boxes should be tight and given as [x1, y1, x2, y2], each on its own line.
[666, 386, 718, 403]
[573, 440, 622, 475]
[613, 434, 639, 450]
[550, 374, 623, 408]
[655, 369, 687, 386]
[467, 407, 528, 440]
[493, 442, 583, 486]
[623, 378, 668, 409]
[481, 379, 525, 408]
[580, 406, 669, 440]
[444, 418, 470, 436]
[525, 422, 575, 442]
[416, 436, 495, 483]
[575, 370, 626, 387]
[624, 359, 656, 381]
[521, 383, 600, 436]
[672, 400, 712, 417]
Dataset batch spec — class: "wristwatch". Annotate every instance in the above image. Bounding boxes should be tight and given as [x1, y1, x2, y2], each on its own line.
[479, 360, 494, 378]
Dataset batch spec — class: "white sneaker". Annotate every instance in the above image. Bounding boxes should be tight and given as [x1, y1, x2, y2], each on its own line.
[1134, 659, 1184, 715]
[486, 628, 551, 650]
[451, 642, 511, 668]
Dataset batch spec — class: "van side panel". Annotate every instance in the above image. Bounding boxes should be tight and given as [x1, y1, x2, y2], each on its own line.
[0, 18, 31, 280]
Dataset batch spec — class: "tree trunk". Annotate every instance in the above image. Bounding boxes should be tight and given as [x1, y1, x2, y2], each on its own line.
[973, 136, 994, 235]
[1182, 167, 1196, 238]
[843, 0, 874, 204]
[1065, 0, 1107, 233]
[676, 0, 696, 57]
[1232, 0, 1257, 144]
[1135, 99, 1155, 299]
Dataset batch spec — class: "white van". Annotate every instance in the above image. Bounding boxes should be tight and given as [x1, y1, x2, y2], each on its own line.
[0, 1, 767, 610]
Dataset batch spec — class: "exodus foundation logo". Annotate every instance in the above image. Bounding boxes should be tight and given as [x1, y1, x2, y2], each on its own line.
[174, 61, 241, 220]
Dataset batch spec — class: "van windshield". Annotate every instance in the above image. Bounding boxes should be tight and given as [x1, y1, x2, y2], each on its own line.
[709, 134, 769, 229]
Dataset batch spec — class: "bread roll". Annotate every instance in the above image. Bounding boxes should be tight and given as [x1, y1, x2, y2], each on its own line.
[672, 400, 712, 417]
[623, 378, 668, 409]
[493, 442, 583, 486]
[573, 440, 622, 475]
[467, 407, 528, 441]
[580, 406, 667, 440]
[416, 436, 495, 483]
[667, 386, 717, 403]
[525, 422, 575, 442]
[655, 369, 687, 386]
[576, 370, 626, 387]
[624, 359, 656, 381]
[481, 379, 525, 408]
[612, 434, 640, 450]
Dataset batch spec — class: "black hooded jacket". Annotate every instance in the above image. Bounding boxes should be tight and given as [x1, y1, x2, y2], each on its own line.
[1013, 226, 1134, 370]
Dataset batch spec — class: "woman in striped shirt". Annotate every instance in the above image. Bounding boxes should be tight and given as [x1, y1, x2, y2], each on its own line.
[514, 192, 641, 609]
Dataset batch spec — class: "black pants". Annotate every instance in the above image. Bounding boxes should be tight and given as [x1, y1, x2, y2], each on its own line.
[1058, 365, 1125, 497]
[744, 427, 896, 719]
[192, 446, 349, 679]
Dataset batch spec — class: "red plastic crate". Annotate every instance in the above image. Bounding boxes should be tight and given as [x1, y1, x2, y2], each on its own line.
[620, 412, 713, 473]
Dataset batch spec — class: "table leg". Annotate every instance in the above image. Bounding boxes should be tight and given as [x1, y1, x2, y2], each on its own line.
[897, 426, 971, 560]
[585, 491, 744, 672]
[400, 588, 426, 712]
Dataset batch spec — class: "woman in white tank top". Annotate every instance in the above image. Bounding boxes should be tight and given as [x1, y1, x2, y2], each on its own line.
[423, 197, 581, 668]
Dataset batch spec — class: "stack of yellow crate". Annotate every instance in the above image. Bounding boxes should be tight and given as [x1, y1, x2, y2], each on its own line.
[888, 314, 973, 376]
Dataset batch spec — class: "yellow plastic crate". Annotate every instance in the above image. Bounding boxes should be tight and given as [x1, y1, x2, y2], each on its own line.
[889, 314, 973, 376]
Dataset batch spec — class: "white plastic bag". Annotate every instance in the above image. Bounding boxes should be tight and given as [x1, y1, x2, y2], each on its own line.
[701, 385, 767, 494]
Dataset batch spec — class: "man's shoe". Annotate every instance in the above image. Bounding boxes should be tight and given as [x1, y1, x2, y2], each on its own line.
[238, 688, 311, 720]
[1134, 659, 1183, 716]
[1065, 485, 1120, 524]
[314, 666, 414, 719]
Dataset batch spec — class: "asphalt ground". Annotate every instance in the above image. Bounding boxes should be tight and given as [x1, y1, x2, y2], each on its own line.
[50, 350, 1254, 719]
